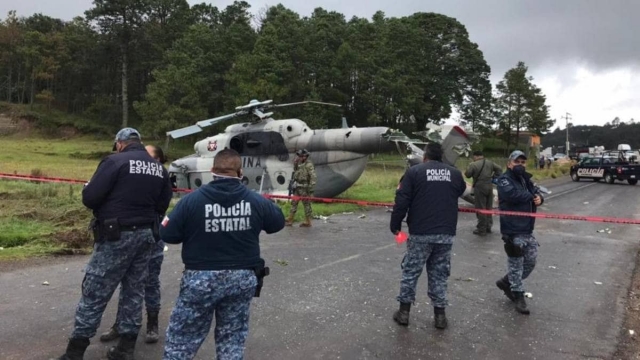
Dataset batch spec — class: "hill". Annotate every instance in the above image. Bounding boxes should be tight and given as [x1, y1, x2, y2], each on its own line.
[542, 122, 640, 150]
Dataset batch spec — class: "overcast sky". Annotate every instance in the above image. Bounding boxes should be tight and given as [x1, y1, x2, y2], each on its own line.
[2, 0, 638, 129]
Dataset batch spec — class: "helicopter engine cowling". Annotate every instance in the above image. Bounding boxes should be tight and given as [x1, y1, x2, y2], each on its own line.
[297, 127, 396, 154]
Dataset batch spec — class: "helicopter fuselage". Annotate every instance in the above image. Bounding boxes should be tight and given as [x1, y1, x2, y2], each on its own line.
[168, 118, 396, 198]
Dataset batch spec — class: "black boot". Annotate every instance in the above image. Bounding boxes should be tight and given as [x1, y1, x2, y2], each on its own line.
[107, 333, 137, 360]
[145, 311, 159, 344]
[393, 302, 411, 326]
[513, 292, 530, 315]
[434, 307, 448, 330]
[496, 276, 515, 302]
[100, 324, 120, 342]
[57, 337, 90, 360]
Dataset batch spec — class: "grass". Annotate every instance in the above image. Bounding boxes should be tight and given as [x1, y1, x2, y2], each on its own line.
[0, 134, 571, 260]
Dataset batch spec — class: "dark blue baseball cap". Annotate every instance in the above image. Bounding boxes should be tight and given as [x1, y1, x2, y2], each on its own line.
[112, 127, 141, 151]
[509, 150, 527, 161]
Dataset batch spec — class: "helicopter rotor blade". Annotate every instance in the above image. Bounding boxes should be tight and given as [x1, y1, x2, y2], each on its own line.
[196, 112, 244, 128]
[269, 101, 342, 109]
[166, 125, 203, 139]
[235, 99, 273, 110]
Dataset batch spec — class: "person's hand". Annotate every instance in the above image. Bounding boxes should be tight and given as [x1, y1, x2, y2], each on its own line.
[533, 195, 542, 206]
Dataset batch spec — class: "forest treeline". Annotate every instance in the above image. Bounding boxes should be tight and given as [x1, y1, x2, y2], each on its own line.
[0, 0, 554, 145]
[543, 117, 640, 150]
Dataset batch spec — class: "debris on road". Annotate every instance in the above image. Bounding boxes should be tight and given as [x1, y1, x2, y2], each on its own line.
[164, 246, 169, 252]
[548, 266, 557, 269]
[313, 215, 330, 222]
[42, 281, 50, 286]
[594, 281, 603, 285]
[630, 330, 635, 336]
[525, 292, 533, 298]
[274, 259, 289, 266]
[358, 214, 366, 219]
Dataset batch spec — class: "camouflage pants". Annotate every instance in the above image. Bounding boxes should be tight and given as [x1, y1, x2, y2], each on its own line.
[505, 234, 538, 293]
[72, 229, 155, 338]
[397, 235, 453, 308]
[113, 240, 164, 326]
[163, 269, 257, 360]
[289, 186, 313, 218]
[144, 241, 165, 312]
[473, 184, 494, 232]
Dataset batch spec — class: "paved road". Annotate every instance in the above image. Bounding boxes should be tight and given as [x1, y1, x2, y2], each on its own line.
[1, 177, 639, 360]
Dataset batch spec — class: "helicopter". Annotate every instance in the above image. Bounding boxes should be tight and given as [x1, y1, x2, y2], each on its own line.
[164, 99, 479, 202]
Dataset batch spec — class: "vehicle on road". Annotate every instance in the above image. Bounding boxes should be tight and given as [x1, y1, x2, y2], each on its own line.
[570, 155, 640, 185]
[553, 153, 567, 161]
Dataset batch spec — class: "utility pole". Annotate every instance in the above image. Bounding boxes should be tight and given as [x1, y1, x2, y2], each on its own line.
[562, 112, 572, 154]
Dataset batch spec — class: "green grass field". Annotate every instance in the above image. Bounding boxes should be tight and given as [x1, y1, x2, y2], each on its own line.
[0, 135, 571, 260]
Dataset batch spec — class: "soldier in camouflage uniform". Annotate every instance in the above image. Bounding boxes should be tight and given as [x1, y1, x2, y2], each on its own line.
[286, 149, 317, 227]
[160, 149, 285, 360]
[495, 150, 543, 315]
[465, 150, 502, 236]
[57, 128, 173, 360]
[390, 143, 466, 330]
[100, 145, 169, 345]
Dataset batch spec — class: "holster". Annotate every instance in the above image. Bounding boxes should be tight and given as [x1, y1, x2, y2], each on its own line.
[101, 218, 121, 242]
[253, 261, 270, 298]
[88, 218, 100, 242]
[502, 234, 523, 257]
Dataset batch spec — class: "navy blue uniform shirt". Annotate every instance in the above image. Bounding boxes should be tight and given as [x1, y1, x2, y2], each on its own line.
[390, 160, 466, 235]
[82, 143, 173, 226]
[160, 178, 285, 270]
[496, 169, 544, 235]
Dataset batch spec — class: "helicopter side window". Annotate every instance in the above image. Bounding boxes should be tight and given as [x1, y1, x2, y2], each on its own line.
[230, 137, 243, 153]
[230, 132, 288, 157]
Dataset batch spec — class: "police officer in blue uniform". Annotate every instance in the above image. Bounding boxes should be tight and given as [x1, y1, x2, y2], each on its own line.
[99, 144, 169, 344]
[160, 148, 285, 360]
[57, 128, 173, 360]
[495, 150, 543, 315]
[390, 143, 466, 330]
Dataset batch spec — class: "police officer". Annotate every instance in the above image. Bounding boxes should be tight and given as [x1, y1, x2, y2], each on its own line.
[464, 150, 502, 236]
[495, 150, 543, 315]
[99, 144, 169, 344]
[390, 143, 466, 330]
[285, 149, 317, 227]
[160, 148, 285, 360]
[57, 128, 173, 360]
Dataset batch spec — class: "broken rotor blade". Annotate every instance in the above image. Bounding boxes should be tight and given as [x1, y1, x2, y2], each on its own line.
[166, 125, 203, 139]
[196, 112, 243, 128]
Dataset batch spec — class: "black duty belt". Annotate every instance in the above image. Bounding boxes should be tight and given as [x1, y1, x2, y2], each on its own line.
[120, 224, 153, 231]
